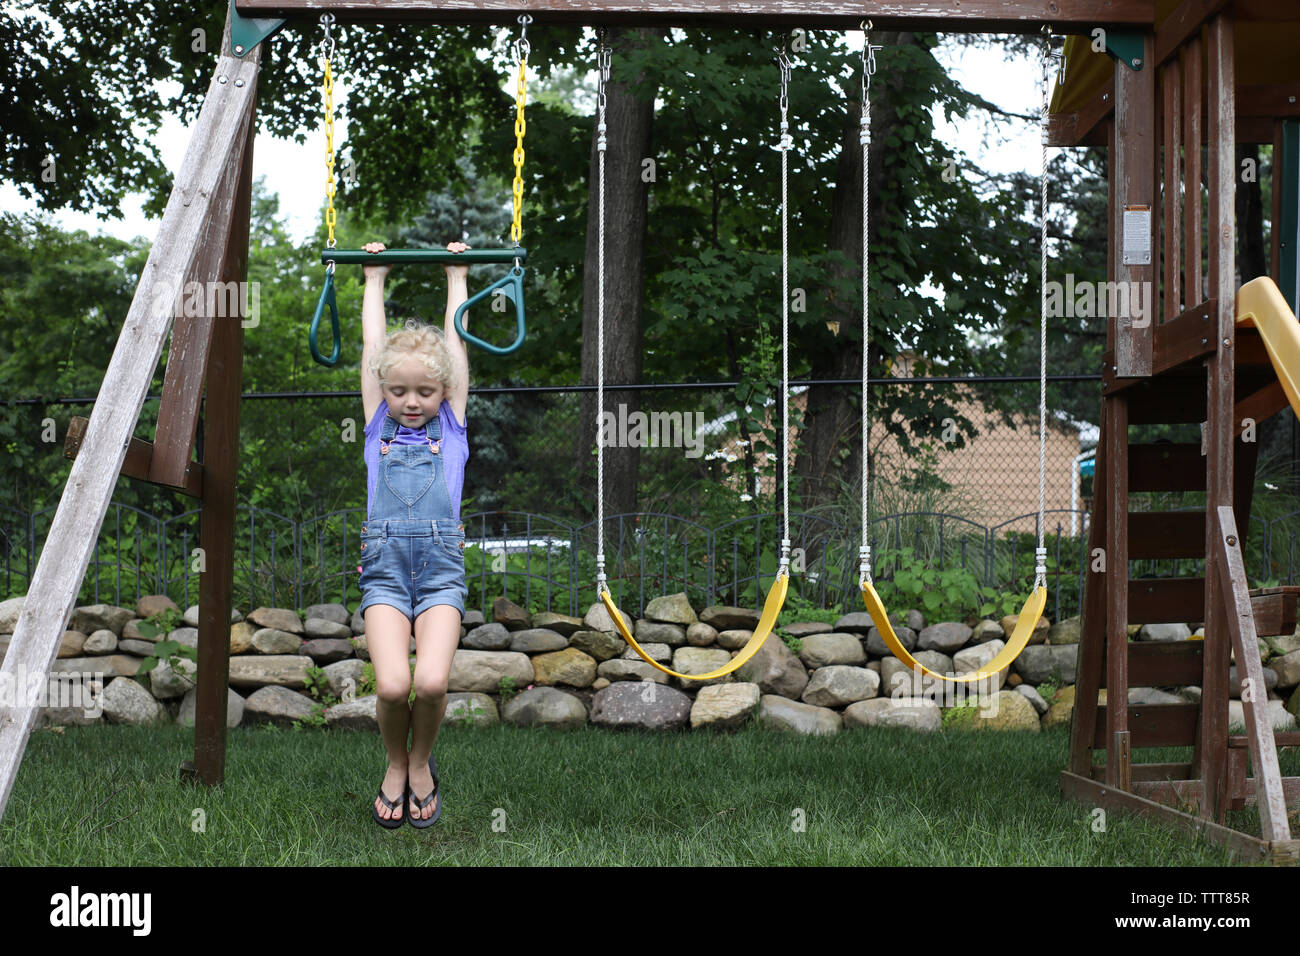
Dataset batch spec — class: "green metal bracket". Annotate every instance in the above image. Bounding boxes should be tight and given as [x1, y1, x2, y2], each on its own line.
[1281, 120, 1299, 315]
[228, 0, 287, 58]
[1103, 30, 1145, 71]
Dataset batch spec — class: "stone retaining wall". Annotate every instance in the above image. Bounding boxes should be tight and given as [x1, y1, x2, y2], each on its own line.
[2, 593, 1298, 736]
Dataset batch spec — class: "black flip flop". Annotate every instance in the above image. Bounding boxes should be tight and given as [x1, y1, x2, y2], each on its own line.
[408, 754, 441, 828]
[372, 781, 407, 829]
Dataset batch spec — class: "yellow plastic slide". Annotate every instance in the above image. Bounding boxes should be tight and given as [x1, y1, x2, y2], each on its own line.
[1237, 276, 1300, 419]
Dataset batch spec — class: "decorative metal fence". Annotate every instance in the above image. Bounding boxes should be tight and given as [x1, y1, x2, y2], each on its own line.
[1, 501, 1291, 627]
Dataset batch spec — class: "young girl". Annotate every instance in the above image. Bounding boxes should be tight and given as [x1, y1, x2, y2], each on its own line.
[359, 239, 471, 829]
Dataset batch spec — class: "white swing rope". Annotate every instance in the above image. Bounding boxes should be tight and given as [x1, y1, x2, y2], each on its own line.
[859, 29, 1055, 594]
[777, 39, 793, 577]
[1035, 29, 1062, 591]
[858, 24, 878, 587]
[595, 31, 612, 597]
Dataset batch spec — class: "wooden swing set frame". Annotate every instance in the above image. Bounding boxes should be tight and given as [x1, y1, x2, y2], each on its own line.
[2, 0, 1300, 864]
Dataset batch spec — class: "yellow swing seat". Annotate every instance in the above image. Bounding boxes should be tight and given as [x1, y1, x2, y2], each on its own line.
[600, 573, 789, 681]
[860, 580, 1047, 683]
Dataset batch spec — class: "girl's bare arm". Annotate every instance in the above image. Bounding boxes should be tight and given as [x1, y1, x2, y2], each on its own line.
[360, 242, 391, 428]
[443, 241, 471, 426]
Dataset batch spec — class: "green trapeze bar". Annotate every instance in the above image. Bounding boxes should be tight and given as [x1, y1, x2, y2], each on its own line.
[320, 248, 528, 266]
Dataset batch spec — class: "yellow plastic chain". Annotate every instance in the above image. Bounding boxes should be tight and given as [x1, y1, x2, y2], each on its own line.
[322, 57, 336, 251]
[510, 48, 528, 245]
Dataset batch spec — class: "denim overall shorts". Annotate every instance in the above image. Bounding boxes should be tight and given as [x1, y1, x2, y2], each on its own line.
[358, 407, 468, 621]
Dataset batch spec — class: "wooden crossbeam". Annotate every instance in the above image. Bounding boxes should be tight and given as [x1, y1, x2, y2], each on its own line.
[0, 30, 261, 823]
[63, 416, 204, 498]
[236, 0, 1155, 30]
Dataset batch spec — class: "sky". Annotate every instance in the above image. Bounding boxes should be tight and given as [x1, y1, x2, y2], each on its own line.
[0, 31, 1054, 248]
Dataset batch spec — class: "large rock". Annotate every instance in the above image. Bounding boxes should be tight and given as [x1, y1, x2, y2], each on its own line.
[735, 633, 809, 699]
[569, 629, 627, 662]
[531, 612, 584, 636]
[304, 603, 350, 625]
[1228, 665, 1279, 699]
[690, 683, 761, 729]
[304, 617, 352, 640]
[798, 633, 867, 667]
[700, 605, 760, 630]
[1128, 686, 1185, 705]
[83, 629, 118, 654]
[1000, 613, 1049, 645]
[1013, 644, 1079, 684]
[323, 694, 379, 730]
[1015, 684, 1049, 715]
[149, 656, 198, 699]
[503, 686, 587, 728]
[783, 621, 833, 638]
[322, 659, 367, 699]
[0, 596, 25, 633]
[1271, 650, 1300, 688]
[493, 596, 532, 631]
[917, 622, 973, 654]
[1138, 623, 1191, 643]
[227, 654, 313, 689]
[865, 625, 917, 657]
[299, 638, 354, 664]
[953, 639, 1009, 691]
[970, 619, 1004, 644]
[58, 630, 87, 657]
[880, 651, 954, 697]
[49, 654, 142, 679]
[802, 665, 879, 707]
[228, 621, 256, 654]
[584, 600, 633, 634]
[1041, 684, 1108, 729]
[461, 609, 486, 627]
[244, 685, 318, 726]
[685, 622, 718, 646]
[529, 648, 597, 688]
[716, 629, 754, 651]
[757, 695, 842, 735]
[972, 691, 1041, 731]
[508, 628, 569, 653]
[1048, 616, 1082, 645]
[67, 604, 135, 637]
[167, 627, 199, 650]
[597, 658, 671, 684]
[444, 692, 499, 726]
[463, 622, 513, 650]
[102, 677, 167, 725]
[832, 612, 875, 635]
[1265, 633, 1300, 658]
[177, 686, 245, 728]
[448, 650, 533, 693]
[635, 620, 687, 646]
[843, 697, 941, 732]
[670, 647, 734, 687]
[590, 681, 692, 730]
[621, 642, 671, 663]
[643, 593, 698, 626]
[1227, 699, 1298, 732]
[245, 607, 304, 635]
[38, 676, 104, 727]
[118, 639, 155, 656]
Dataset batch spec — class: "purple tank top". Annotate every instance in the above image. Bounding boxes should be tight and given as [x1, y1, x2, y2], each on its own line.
[363, 398, 468, 520]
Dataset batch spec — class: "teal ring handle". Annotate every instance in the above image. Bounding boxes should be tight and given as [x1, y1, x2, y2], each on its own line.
[453, 267, 527, 355]
[309, 269, 341, 367]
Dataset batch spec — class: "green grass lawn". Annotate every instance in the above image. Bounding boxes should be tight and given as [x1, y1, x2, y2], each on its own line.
[3, 719, 1296, 866]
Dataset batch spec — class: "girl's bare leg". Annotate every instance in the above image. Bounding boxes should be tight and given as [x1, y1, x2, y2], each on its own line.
[367, 604, 414, 822]
[407, 604, 462, 820]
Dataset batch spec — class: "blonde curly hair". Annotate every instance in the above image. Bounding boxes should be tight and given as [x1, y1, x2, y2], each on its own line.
[367, 318, 460, 393]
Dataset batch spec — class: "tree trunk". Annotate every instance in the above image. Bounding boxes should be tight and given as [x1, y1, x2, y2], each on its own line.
[578, 27, 660, 524]
[794, 31, 910, 520]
